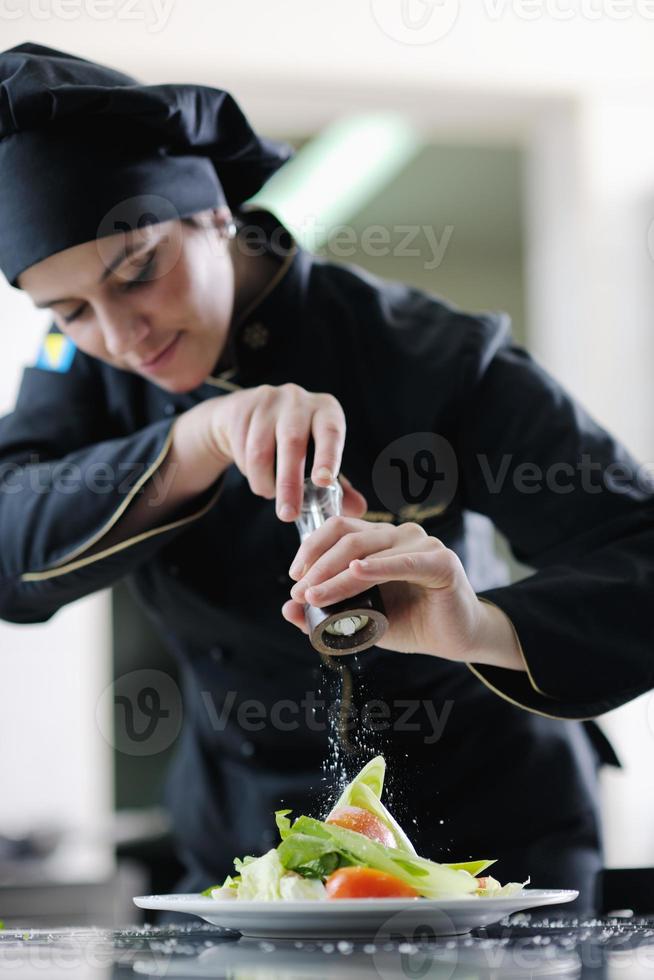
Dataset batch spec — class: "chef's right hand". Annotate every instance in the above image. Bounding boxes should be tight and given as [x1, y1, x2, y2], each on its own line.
[200, 384, 368, 522]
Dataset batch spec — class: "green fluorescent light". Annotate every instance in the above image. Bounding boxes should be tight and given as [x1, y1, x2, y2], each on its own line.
[247, 114, 419, 250]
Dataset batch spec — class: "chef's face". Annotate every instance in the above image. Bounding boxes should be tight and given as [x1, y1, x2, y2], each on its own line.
[18, 209, 236, 393]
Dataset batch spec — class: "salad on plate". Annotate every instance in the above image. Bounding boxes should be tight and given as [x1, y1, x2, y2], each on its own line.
[203, 756, 527, 903]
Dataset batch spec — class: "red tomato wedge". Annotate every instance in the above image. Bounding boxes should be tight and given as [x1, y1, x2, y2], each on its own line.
[326, 806, 396, 848]
[326, 867, 420, 899]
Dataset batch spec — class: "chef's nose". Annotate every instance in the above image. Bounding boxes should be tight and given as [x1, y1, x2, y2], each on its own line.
[98, 307, 151, 357]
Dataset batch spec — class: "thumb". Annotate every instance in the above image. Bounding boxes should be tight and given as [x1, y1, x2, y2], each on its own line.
[339, 472, 368, 517]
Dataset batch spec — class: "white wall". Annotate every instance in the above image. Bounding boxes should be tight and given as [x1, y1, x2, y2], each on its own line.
[3, 0, 654, 91]
[525, 94, 654, 867]
[0, 291, 114, 878]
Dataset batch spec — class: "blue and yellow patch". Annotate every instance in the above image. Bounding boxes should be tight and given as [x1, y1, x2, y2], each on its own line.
[35, 332, 76, 373]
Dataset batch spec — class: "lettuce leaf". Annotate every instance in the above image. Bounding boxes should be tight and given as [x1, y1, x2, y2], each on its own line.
[326, 755, 417, 854]
[476, 875, 530, 897]
[279, 814, 476, 898]
[275, 809, 293, 840]
[235, 848, 286, 901]
[277, 830, 348, 879]
[279, 873, 327, 900]
[445, 859, 496, 876]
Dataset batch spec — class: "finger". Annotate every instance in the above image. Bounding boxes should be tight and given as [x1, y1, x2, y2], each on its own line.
[310, 396, 346, 486]
[226, 398, 257, 478]
[275, 398, 311, 521]
[290, 519, 429, 587]
[288, 515, 384, 581]
[302, 547, 460, 608]
[290, 526, 399, 602]
[348, 547, 462, 592]
[340, 473, 368, 518]
[281, 598, 309, 633]
[303, 565, 375, 608]
[244, 404, 277, 499]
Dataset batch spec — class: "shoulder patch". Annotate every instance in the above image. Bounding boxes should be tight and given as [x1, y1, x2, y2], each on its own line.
[35, 332, 76, 373]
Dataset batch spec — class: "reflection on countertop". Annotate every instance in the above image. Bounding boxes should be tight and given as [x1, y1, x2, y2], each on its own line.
[0, 915, 654, 978]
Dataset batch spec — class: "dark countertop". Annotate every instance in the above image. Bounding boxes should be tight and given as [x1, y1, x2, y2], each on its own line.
[1, 915, 654, 978]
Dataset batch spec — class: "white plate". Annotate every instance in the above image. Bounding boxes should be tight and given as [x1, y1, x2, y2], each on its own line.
[133, 889, 578, 938]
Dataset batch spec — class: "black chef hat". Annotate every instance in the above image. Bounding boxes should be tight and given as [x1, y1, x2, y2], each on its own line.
[0, 42, 293, 286]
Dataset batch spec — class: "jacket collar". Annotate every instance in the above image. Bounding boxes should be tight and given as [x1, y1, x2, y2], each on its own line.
[205, 208, 306, 390]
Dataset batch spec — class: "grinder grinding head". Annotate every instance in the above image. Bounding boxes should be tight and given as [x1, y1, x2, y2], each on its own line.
[304, 584, 388, 654]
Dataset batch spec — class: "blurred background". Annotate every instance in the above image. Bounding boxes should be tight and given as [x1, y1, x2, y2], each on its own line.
[1, 0, 653, 925]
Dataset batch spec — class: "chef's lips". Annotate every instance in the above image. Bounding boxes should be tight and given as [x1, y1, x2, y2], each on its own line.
[294, 478, 389, 655]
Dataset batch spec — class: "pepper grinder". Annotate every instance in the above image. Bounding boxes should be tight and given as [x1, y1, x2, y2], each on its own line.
[294, 477, 389, 655]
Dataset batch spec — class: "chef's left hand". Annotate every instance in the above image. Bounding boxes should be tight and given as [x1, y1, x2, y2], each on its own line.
[282, 517, 525, 671]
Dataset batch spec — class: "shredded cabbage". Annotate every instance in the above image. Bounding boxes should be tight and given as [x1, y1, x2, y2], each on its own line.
[279, 873, 327, 901]
[235, 848, 286, 901]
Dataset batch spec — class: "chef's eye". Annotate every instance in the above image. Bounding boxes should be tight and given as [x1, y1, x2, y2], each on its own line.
[121, 250, 158, 292]
[62, 302, 89, 325]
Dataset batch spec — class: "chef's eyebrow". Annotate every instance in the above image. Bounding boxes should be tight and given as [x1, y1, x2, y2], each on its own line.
[34, 239, 148, 309]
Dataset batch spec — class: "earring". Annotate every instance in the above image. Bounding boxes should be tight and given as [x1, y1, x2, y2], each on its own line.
[225, 221, 237, 240]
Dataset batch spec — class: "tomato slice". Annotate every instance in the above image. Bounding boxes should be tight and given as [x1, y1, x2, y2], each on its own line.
[325, 866, 419, 899]
[326, 806, 396, 848]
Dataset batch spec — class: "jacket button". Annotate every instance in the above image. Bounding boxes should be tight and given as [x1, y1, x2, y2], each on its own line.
[240, 740, 256, 758]
[164, 403, 176, 416]
[241, 322, 269, 350]
[168, 563, 179, 577]
[209, 646, 225, 663]
[277, 573, 290, 585]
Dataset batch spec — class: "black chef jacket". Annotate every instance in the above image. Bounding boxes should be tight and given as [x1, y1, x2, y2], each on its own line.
[1, 210, 652, 913]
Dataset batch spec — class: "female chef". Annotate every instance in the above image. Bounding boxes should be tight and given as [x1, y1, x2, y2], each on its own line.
[1, 42, 652, 914]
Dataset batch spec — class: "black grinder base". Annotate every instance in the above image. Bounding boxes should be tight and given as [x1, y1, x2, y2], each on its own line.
[304, 584, 388, 655]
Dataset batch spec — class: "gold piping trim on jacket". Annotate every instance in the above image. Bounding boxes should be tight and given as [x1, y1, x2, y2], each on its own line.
[20, 479, 225, 583]
[203, 227, 298, 391]
[204, 376, 243, 393]
[363, 510, 396, 523]
[398, 502, 447, 523]
[362, 507, 449, 525]
[234, 241, 298, 329]
[477, 596, 551, 699]
[466, 662, 598, 722]
[21, 425, 176, 575]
